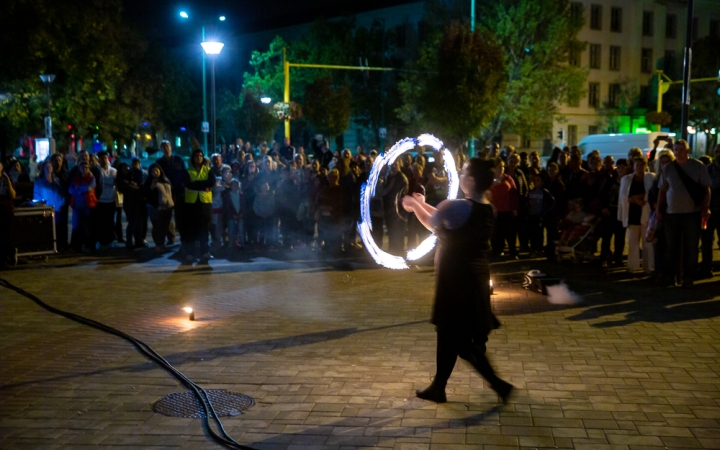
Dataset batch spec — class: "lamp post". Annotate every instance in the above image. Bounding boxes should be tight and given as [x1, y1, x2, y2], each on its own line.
[39, 74, 55, 138]
[201, 41, 224, 156]
[180, 12, 226, 154]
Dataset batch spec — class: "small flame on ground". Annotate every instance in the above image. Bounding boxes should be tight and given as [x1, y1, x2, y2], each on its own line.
[183, 307, 193, 313]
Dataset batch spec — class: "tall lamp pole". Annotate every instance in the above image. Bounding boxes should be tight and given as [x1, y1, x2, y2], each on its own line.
[180, 12, 226, 155]
[201, 41, 224, 156]
[680, 0, 694, 141]
[39, 74, 56, 138]
[468, 0, 476, 157]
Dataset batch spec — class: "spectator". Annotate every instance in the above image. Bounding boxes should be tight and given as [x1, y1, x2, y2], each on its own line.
[599, 159, 627, 266]
[656, 140, 711, 288]
[565, 153, 588, 201]
[557, 199, 595, 246]
[94, 151, 118, 248]
[700, 144, 720, 278]
[648, 150, 674, 282]
[48, 154, 70, 251]
[545, 162, 567, 259]
[156, 141, 185, 247]
[528, 151, 549, 185]
[210, 153, 226, 179]
[526, 169, 555, 257]
[317, 168, 346, 254]
[33, 162, 66, 227]
[378, 159, 409, 253]
[618, 158, 655, 273]
[253, 181, 277, 249]
[183, 149, 215, 264]
[242, 161, 259, 245]
[7, 159, 30, 184]
[211, 167, 232, 248]
[0, 161, 17, 266]
[278, 137, 296, 165]
[407, 162, 428, 247]
[277, 167, 300, 249]
[117, 162, 146, 249]
[507, 154, 529, 253]
[143, 164, 174, 253]
[223, 179, 244, 249]
[69, 161, 97, 252]
[490, 157, 519, 259]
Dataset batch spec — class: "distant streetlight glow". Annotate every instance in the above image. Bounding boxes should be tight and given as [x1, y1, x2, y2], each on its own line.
[179, 11, 189, 18]
[261, 97, 272, 104]
[201, 41, 224, 55]
[219, 16, 226, 21]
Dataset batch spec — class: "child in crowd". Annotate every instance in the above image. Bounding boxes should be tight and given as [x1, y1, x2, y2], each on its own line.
[526, 169, 555, 256]
[223, 179, 245, 249]
[557, 199, 595, 246]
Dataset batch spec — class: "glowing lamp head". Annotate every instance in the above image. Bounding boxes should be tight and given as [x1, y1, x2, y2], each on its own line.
[183, 307, 195, 321]
[201, 41, 224, 55]
[260, 96, 272, 104]
[183, 307, 193, 313]
[219, 16, 226, 21]
[179, 11, 189, 19]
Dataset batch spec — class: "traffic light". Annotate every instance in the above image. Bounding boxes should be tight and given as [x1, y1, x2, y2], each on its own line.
[557, 129, 564, 140]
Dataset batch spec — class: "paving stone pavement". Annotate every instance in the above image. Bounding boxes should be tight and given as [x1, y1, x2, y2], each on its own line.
[1, 249, 719, 450]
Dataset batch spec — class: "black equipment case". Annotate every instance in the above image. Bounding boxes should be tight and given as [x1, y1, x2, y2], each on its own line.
[11, 205, 57, 262]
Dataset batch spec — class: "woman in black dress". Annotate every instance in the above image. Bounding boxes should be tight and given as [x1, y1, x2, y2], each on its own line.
[402, 158, 514, 404]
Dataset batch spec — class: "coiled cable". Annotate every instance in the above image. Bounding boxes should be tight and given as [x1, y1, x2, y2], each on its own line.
[0, 278, 257, 450]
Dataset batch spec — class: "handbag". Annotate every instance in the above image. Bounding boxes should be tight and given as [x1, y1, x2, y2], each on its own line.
[673, 161, 705, 206]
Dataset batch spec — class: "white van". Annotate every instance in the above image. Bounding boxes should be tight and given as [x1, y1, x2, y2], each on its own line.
[577, 132, 675, 161]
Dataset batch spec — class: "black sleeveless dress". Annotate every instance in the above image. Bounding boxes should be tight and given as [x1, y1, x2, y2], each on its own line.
[432, 200, 500, 339]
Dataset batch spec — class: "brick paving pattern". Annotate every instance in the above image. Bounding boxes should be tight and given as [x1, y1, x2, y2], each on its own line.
[1, 250, 719, 449]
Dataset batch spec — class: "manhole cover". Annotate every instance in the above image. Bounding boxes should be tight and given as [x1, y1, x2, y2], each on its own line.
[153, 390, 254, 418]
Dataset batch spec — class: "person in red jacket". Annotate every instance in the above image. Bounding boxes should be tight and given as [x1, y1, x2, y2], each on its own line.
[490, 157, 519, 259]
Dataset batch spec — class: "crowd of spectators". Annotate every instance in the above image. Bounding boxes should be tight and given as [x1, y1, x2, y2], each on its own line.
[1, 135, 718, 288]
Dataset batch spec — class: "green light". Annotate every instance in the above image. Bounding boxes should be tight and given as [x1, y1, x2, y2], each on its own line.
[634, 127, 649, 134]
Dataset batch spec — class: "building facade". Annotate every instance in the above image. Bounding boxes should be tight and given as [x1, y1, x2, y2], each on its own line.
[549, 0, 720, 153]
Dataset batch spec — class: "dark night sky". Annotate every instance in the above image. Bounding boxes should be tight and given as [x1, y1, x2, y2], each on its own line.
[122, 0, 420, 92]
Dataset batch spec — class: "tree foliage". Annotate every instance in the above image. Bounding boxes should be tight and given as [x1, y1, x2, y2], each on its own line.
[236, 89, 279, 145]
[688, 36, 720, 150]
[398, 23, 506, 146]
[478, 0, 587, 141]
[303, 76, 352, 139]
[0, 0, 200, 153]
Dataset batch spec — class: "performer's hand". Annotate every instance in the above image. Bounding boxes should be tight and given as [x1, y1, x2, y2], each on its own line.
[401, 195, 416, 212]
[412, 192, 426, 204]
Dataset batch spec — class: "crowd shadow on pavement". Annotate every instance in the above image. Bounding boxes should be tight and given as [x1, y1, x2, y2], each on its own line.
[499, 257, 720, 327]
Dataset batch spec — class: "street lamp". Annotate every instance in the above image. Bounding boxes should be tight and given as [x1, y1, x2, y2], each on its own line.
[180, 11, 226, 154]
[201, 41, 224, 155]
[260, 96, 272, 104]
[39, 74, 55, 138]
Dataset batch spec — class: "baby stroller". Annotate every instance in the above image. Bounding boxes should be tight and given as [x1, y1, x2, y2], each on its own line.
[555, 215, 601, 263]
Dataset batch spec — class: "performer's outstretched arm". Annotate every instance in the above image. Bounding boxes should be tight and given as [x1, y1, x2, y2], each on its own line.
[402, 195, 435, 232]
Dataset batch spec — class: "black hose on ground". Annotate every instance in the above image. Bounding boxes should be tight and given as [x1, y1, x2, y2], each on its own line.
[0, 278, 257, 450]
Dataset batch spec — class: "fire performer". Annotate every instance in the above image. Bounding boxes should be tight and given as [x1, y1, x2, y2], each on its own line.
[401, 158, 514, 404]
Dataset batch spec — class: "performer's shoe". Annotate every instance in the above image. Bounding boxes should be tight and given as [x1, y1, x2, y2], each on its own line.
[416, 382, 447, 403]
[493, 380, 515, 404]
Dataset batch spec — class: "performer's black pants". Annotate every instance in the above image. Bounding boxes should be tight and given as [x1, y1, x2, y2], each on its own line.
[434, 328, 503, 388]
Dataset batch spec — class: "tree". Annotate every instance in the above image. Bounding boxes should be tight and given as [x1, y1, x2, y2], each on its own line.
[398, 23, 506, 147]
[688, 36, 720, 152]
[303, 76, 352, 143]
[477, 0, 587, 143]
[236, 88, 278, 145]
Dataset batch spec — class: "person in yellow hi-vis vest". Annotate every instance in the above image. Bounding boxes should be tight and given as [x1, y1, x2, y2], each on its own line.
[182, 149, 216, 264]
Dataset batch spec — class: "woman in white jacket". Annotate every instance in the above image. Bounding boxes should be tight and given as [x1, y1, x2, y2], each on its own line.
[617, 158, 656, 273]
